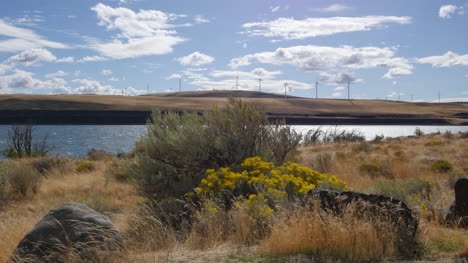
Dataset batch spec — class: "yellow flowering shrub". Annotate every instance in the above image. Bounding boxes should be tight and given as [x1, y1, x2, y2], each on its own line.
[195, 157, 347, 218]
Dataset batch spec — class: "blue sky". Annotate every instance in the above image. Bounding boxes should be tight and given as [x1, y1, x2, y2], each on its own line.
[0, 0, 467, 102]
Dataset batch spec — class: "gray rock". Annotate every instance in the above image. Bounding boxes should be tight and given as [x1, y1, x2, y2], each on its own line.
[10, 203, 123, 262]
[306, 189, 419, 257]
[446, 178, 468, 227]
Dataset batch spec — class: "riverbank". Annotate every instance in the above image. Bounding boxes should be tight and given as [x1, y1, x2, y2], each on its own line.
[0, 91, 466, 125]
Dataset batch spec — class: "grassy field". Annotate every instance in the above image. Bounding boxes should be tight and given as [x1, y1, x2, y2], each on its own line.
[1, 131, 468, 262]
[0, 91, 466, 124]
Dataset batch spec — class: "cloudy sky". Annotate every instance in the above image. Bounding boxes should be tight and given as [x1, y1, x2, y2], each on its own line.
[0, 0, 467, 101]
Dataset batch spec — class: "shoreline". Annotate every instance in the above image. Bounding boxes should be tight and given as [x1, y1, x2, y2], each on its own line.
[0, 110, 465, 125]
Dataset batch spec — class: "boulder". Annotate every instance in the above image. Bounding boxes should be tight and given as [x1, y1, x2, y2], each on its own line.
[306, 189, 419, 257]
[10, 203, 123, 263]
[446, 178, 468, 227]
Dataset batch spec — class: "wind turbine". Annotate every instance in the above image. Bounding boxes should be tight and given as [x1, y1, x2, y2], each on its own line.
[315, 81, 319, 99]
[347, 81, 352, 100]
[284, 82, 288, 98]
[179, 78, 182, 92]
[258, 78, 262, 92]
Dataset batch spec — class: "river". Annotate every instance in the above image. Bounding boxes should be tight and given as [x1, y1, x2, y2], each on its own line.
[0, 125, 467, 157]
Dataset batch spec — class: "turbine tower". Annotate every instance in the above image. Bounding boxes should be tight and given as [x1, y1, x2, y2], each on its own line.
[315, 81, 319, 99]
[258, 78, 262, 92]
[284, 82, 288, 99]
[179, 78, 182, 92]
[236, 76, 239, 90]
[347, 81, 351, 100]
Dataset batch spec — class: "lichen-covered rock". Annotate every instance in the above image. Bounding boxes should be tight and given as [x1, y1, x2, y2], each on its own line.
[306, 189, 419, 257]
[10, 203, 123, 263]
[446, 178, 468, 227]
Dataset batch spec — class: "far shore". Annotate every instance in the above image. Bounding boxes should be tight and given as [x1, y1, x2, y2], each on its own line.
[0, 90, 466, 125]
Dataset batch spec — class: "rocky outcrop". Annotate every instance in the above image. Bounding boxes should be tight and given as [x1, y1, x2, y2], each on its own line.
[306, 189, 419, 257]
[10, 203, 123, 263]
[446, 178, 468, 227]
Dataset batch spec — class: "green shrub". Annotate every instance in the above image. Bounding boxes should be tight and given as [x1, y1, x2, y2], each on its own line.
[129, 99, 302, 200]
[76, 161, 96, 173]
[374, 178, 437, 216]
[29, 156, 71, 175]
[106, 159, 129, 182]
[0, 172, 11, 207]
[314, 153, 332, 173]
[372, 134, 385, 143]
[335, 151, 346, 159]
[424, 141, 443, 147]
[87, 149, 113, 161]
[414, 127, 424, 137]
[430, 160, 453, 173]
[359, 162, 384, 178]
[0, 162, 42, 198]
[459, 132, 468, 139]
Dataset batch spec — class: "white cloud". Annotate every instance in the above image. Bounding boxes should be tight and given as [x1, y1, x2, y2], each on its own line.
[78, 56, 109, 62]
[190, 77, 310, 93]
[271, 6, 281, 13]
[313, 4, 351, 13]
[0, 64, 12, 75]
[194, 15, 210, 24]
[177, 52, 214, 66]
[7, 48, 74, 66]
[7, 48, 56, 66]
[56, 56, 74, 63]
[0, 70, 71, 93]
[73, 78, 144, 95]
[417, 51, 468, 67]
[320, 72, 360, 84]
[0, 19, 67, 52]
[210, 68, 282, 80]
[439, 5, 464, 19]
[332, 92, 343, 97]
[229, 45, 413, 79]
[89, 3, 187, 59]
[334, 86, 345, 91]
[101, 69, 113, 76]
[242, 16, 411, 40]
[437, 98, 468, 103]
[45, 70, 67, 78]
[167, 73, 182, 80]
[182, 68, 310, 93]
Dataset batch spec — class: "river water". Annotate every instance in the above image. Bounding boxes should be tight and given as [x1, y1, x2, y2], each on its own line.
[0, 125, 467, 158]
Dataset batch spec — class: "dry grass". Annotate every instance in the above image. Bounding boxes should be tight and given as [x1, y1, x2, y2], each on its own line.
[261, 206, 398, 262]
[1, 132, 468, 262]
[0, 160, 143, 263]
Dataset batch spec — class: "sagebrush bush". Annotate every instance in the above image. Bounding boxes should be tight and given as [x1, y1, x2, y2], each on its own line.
[76, 161, 96, 173]
[0, 162, 42, 198]
[374, 178, 438, 217]
[129, 98, 302, 200]
[430, 160, 453, 173]
[359, 162, 384, 178]
[105, 159, 129, 182]
[314, 153, 332, 173]
[87, 149, 113, 161]
[29, 156, 72, 175]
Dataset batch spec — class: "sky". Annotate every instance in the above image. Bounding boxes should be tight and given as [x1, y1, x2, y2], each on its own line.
[0, 0, 467, 102]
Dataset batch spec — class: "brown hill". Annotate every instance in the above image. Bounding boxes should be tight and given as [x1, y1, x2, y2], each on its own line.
[0, 90, 466, 125]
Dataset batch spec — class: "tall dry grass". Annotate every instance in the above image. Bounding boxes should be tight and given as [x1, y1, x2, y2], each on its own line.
[261, 206, 398, 262]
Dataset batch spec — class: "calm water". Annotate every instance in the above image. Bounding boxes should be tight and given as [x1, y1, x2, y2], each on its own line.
[0, 125, 467, 157]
